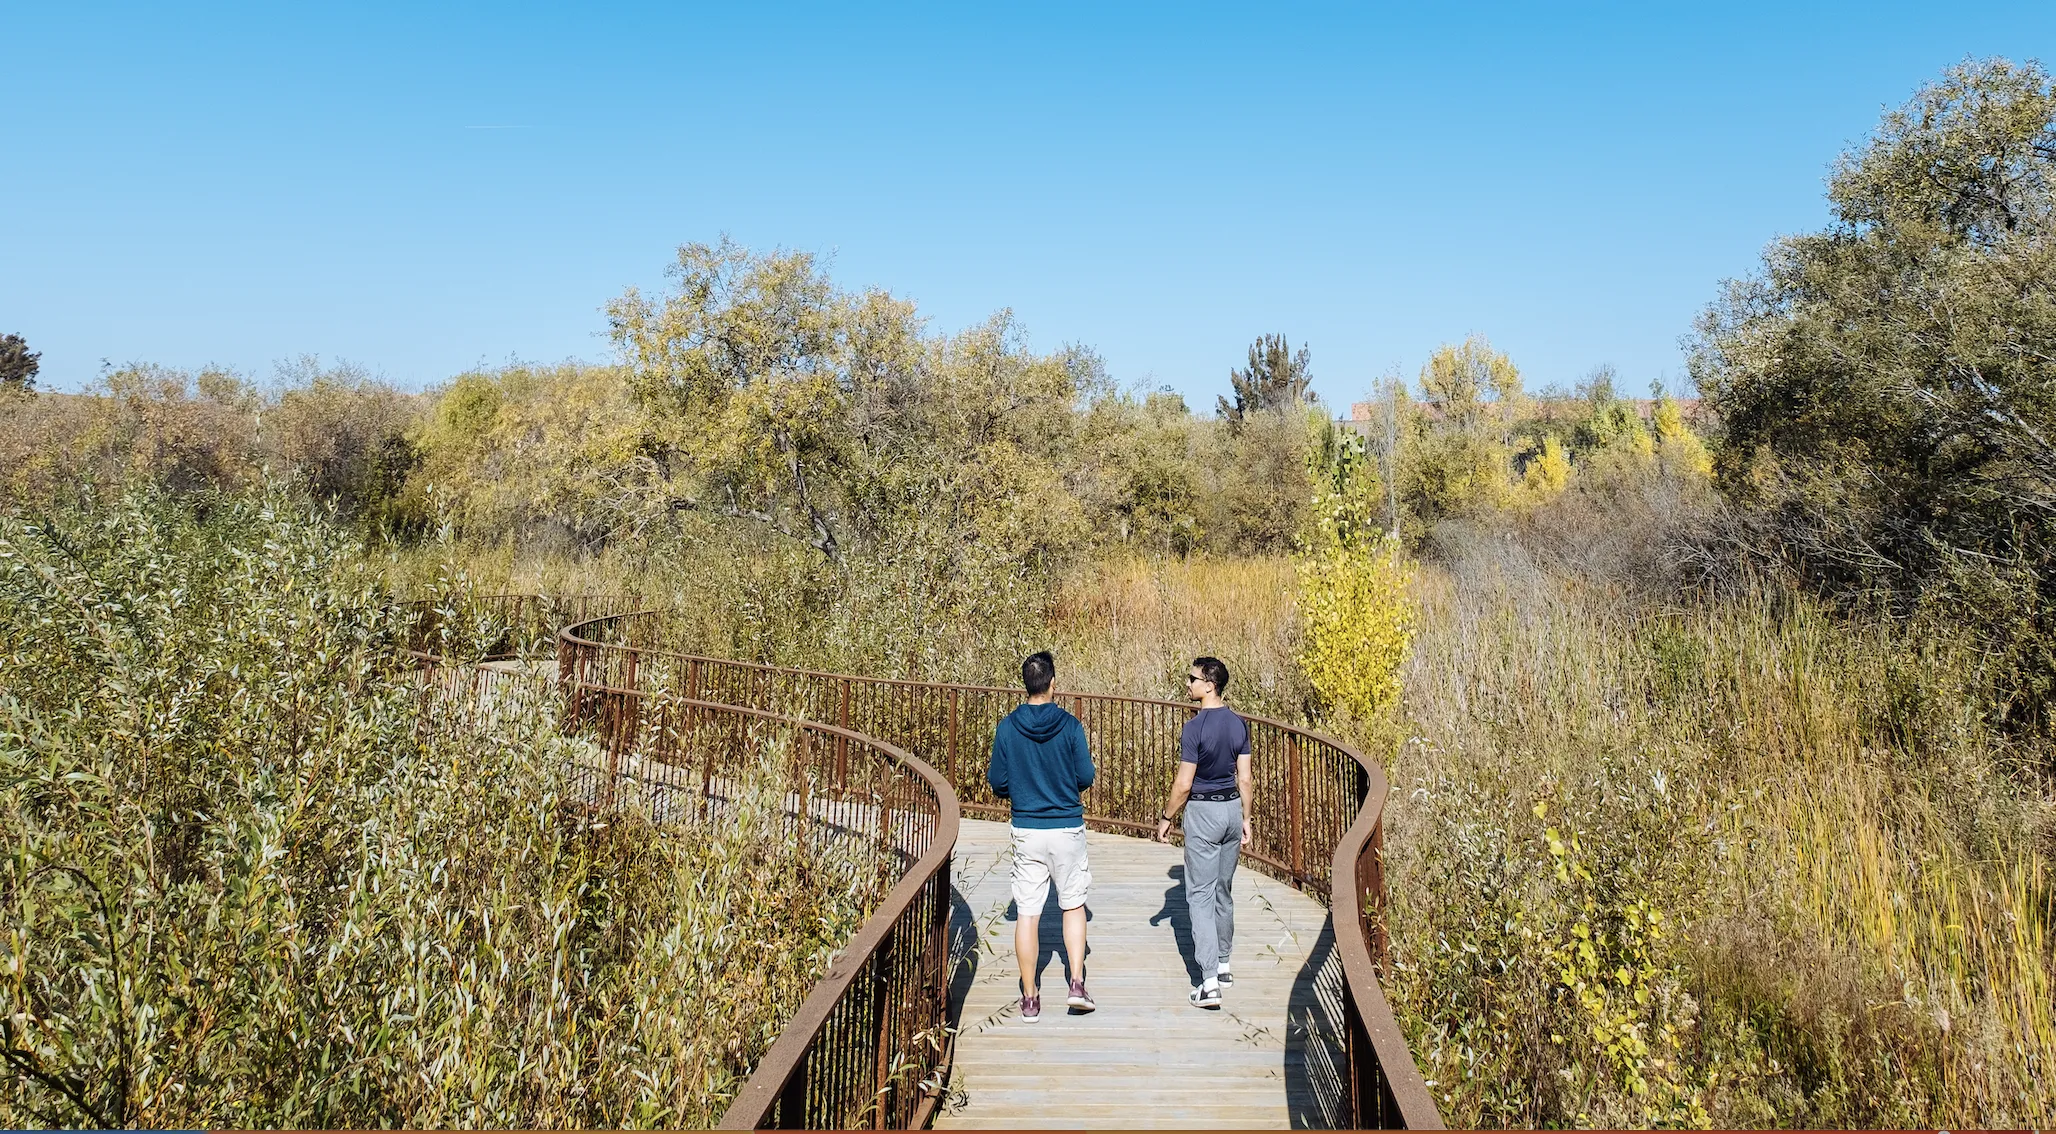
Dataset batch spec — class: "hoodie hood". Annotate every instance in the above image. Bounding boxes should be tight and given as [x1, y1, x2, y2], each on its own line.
[1007, 701, 1071, 743]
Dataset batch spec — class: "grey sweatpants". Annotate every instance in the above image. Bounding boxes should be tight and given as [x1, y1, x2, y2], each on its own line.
[1182, 797, 1243, 981]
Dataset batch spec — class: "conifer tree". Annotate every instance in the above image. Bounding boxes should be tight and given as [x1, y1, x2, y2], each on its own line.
[0, 334, 38, 394]
[1217, 333, 1311, 425]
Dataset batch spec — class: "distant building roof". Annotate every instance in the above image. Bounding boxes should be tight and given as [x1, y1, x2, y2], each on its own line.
[1341, 396, 1706, 430]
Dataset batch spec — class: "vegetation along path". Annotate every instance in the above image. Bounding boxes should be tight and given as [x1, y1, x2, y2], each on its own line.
[421, 598, 1438, 1128]
[937, 819, 1349, 1130]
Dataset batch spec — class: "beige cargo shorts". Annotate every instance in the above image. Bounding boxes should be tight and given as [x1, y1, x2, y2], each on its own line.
[1009, 824, 1091, 912]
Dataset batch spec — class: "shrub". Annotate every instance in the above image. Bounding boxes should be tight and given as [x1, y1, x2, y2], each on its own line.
[0, 488, 883, 1127]
[1386, 557, 2053, 1128]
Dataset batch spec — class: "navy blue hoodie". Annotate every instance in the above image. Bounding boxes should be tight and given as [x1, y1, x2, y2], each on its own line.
[987, 702, 1095, 828]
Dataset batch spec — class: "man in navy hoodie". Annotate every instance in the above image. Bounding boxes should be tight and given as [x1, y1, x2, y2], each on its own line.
[988, 650, 1097, 1022]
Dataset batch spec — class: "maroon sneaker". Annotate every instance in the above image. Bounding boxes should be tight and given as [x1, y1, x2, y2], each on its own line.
[1019, 993, 1041, 1022]
[1067, 979, 1096, 1012]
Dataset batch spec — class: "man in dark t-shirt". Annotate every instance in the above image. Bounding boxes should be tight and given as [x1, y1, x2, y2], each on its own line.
[1153, 655, 1253, 1008]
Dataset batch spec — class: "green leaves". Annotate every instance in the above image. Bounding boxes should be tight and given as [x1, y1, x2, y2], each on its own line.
[0, 491, 881, 1127]
[1692, 59, 2056, 733]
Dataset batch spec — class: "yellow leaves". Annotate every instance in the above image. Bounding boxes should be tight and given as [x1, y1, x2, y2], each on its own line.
[1537, 817, 1701, 1122]
[1421, 333, 1523, 423]
[1294, 534, 1418, 723]
[1523, 434, 1572, 499]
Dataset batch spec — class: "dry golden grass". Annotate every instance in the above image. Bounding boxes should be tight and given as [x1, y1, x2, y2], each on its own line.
[1048, 555, 1305, 717]
[1387, 554, 2054, 1127]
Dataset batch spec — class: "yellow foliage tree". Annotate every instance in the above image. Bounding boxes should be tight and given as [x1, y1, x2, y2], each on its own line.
[1296, 439, 1419, 722]
[1523, 433, 1573, 499]
[1651, 395, 1712, 478]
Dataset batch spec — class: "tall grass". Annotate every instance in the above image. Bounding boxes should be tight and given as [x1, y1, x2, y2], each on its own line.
[1048, 555, 1304, 718]
[391, 517, 1053, 689]
[0, 490, 884, 1127]
[1384, 541, 2053, 1127]
[385, 521, 2053, 1127]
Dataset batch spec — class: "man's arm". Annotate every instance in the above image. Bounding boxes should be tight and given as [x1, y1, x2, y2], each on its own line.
[1236, 751, 1254, 844]
[987, 729, 1010, 798]
[1072, 719, 1096, 791]
[1154, 761, 1196, 843]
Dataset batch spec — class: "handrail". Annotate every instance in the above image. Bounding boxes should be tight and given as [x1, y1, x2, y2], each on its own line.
[403, 597, 960, 1129]
[559, 609, 1444, 1130]
[565, 678, 963, 1131]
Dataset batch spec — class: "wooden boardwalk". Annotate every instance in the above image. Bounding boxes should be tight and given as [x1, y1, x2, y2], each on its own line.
[936, 819, 1352, 1130]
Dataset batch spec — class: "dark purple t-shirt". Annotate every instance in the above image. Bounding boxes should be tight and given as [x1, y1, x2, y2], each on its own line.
[1180, 706, 1250, 793]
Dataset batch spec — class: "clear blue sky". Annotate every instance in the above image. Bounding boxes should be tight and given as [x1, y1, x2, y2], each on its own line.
[7, 3, 2053, 406]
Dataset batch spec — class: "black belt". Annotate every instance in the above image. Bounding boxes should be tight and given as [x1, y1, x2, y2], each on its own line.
[1190, 788, 1240, 802]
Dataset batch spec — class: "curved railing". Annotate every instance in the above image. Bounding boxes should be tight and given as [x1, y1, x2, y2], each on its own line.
[560, 677, 961, 1130]
[401, 597, 961, 1129]
[560, 610, 1443, 1130]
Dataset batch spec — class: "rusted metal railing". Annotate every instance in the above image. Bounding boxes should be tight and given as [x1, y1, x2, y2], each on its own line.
[404, 598, 962, 1129]
[558, 680, 962, 1130]
[560, 611, 1443, 1130]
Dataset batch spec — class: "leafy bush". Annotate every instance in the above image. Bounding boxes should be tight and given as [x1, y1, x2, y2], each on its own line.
[1691, 57, 2056, 733]
[0, 489, 883, 1127]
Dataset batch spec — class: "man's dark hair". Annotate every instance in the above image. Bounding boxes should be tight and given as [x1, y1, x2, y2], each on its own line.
[1193, 656, 1229, 694]
[1022, 650, 1056, 695]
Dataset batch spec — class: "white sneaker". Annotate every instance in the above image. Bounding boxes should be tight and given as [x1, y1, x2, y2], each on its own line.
[1189, 981, 1222, 1009]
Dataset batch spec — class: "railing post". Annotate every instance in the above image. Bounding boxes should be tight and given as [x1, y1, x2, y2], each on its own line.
[1344, 979, 1368, 1128]
[793, 727, 810, 841]
[929, 849, 953, 1082]
[601, 694, 624, 812]
[946, 688, 960, 785]
[1287, 732, 1305, 887]
[837, 679, 852, 789]
[1366, 823, 1390, 974]
[776, 1052, 811, 1128]
[871, 929, 897, 1130]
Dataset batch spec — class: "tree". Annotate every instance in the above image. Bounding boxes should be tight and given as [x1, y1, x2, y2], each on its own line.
[1690, 57, 2056, 729]
[1400, 335, 1525, 529]
[607, 239, 1100, 573]
[1692, 58, 2056, 582]
[0, 334, 39, 394]
[1218, 334, 1312, 425]
[608, 239, 859, 561]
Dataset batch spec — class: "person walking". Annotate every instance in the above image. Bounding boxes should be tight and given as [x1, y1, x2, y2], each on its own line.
[988, 650, 1097, 1022]
[1154, 656, 1252, 1009]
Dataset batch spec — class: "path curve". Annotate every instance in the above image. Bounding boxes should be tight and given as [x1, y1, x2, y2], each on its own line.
[938, 819, 1350, 1129]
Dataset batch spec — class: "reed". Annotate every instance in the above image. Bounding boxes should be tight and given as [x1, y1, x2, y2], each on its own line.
[1384, 548, 2053, 1127]
[0, 489, 885, 1128]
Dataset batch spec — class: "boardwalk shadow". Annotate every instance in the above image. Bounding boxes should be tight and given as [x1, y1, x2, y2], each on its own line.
[1147, 864, 1202, 985]
[1285, 917, 1350, 1129]
[945, 885, 978, 1033]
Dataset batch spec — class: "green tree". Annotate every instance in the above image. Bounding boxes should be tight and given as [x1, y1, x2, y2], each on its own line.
[1218, 333, 1312, 425]
[0, 334, 39, 394]
[608, 238, 854, 560]
[1691, 57, 2056, 727]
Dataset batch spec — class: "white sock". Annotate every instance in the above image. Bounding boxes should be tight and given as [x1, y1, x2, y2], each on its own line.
[1218, 962, 1232, 975]
[1201, 977, 1219, 992]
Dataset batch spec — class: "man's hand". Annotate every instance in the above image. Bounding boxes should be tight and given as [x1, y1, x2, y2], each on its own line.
[1241, 818, 1253, 844]
[1154, 817, 1172, 843]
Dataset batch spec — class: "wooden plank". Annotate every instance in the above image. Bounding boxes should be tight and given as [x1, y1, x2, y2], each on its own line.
[934, 820, 1348, 1131]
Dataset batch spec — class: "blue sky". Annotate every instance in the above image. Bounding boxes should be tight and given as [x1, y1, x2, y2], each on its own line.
[7, 2, 2053, 407]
